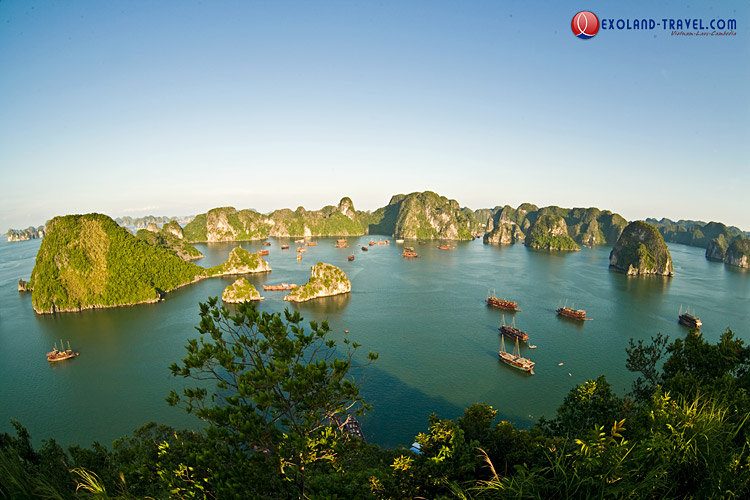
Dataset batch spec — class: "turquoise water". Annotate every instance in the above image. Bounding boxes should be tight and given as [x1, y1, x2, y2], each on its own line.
[1, 237, 748, 449]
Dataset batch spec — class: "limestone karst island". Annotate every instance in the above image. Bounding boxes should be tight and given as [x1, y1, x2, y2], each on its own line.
[15, 191, 750, 315]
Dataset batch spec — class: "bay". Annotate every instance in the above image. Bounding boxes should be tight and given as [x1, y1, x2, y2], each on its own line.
[0, 237, 748, 449]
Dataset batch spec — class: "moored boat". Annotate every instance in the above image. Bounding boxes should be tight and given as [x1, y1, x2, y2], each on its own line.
[438, 245, 454, 250]
[403, 248, 419, 258]
[498, 334, 534, 374]
[678, 306, 702, 328]
[486, 290, 521, 311]
[47, 340, 78, 363]
[262, 241, 271, 246]
[256, 250, 269, 256]
[348, 255, 355, 261]
[361, 246, 368, 252]
[556, 300, 591, 321]
[281, 244, 290, 249]
[263, 283, 298, 291]
[305, 241, 317, 246]
[499, 315, 529, 342]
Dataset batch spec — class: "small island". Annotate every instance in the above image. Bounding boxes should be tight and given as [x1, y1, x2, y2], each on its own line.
[206, 247, 272, 276]
[222, 278, 263, 303]
[284, 262, 351, 302]
[6, 226, 45, 242]
[609, 221, 673, 276]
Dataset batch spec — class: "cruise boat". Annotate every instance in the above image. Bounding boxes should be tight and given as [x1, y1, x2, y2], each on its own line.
[498, 334, 534, 374]
[678, 305, 702, 329]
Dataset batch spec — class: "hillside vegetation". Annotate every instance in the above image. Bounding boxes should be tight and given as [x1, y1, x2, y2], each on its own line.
[30, 214, 203, 313]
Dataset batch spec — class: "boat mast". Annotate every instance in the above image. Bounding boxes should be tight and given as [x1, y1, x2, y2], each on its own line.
[500, 334, 506, 353]
[513, 337, 520, 357]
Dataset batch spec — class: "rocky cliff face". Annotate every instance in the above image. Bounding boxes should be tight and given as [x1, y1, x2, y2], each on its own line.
[724, 238, 750, 268]
[483, 221, 525, 245]
[647, 219, 745, 249]
[524, 214, 580, 251]
[222, 278, 263, 303]
[162, 220, 185, 239]
[6, 226, 45, 242]
[609, 221, 673, 276]
[206, 247, 271, 276]
[284, 262, 351, 302]
[481, 204, 625, 248]
[384, 191, 475, 240]
[184, 198, 372, 242]
[706, 235, 729, 262]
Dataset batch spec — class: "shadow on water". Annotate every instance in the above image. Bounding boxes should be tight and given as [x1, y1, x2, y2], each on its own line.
[354, 364, 466, 449]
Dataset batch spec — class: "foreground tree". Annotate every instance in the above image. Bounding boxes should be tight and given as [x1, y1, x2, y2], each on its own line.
[167, 298, 377, 498]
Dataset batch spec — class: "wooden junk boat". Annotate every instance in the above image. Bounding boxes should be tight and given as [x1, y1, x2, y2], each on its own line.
[361, 246, 368, 252]
[499, 315, 529, 342]
[47, 340, 78, 362]
[263, 283, 298, 291]
[305, 241, 318, 246]
[678, 306, 702, 329]
[280, 244, 290, 249]
[498, 334, 534, 374]
[486, 290, 521, 311]
[262, 241, 271, 246]
[402, 247, 419, 258]
[348, 254, 355, 261]
[335, 239, 349, 248]
[256, 250, 269, 256]
[556, 300, 591, 321]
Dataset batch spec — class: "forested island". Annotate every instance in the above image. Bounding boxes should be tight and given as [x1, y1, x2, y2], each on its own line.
[2, 301, 748, 499]
[18, 192, 749, 315]
[27, 214, 270, 314]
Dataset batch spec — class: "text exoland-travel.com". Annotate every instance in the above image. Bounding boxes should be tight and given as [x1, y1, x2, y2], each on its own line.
[601, 17, 737, 31]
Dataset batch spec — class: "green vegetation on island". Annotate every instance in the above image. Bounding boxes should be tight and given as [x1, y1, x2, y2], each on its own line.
[183, 198, 378, 242]
[135, 225, 204, 261]
[28, 215, 276, 314]
[383, 191, 477, 240]
[646, 217, 748, 249]
[285, 262, 351, 302]
[2, 301, 748, 499]
[725, 237, 750, 268]
[609, 220, 674, 276]
[205, 247, 271, 277]
[30, 214, 203, 314]
[524, 213, 581, 251]
[222, 278, 263, 303]
[483, 204, 626, 248]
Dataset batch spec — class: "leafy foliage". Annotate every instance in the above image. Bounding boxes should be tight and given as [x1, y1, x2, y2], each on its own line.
[166, 299, 377, 497]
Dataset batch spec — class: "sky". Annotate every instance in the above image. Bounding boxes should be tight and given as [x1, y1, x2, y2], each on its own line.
[1, 0, 748, 231]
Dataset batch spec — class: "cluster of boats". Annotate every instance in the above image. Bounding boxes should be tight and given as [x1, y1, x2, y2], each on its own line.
[488, 291, 592, 375]
[489, 291, 703, 376]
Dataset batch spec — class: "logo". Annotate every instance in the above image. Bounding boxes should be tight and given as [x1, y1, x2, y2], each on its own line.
[572, 11, 599, 39]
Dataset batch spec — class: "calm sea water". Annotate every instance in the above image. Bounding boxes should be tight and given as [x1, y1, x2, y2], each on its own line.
[1, 237, 748, 449]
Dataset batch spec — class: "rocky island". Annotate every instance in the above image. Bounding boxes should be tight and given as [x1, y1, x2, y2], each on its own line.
[6, 226, 45, 242]
[222, 278, 263, 303]
[136, 221, 204, 261]
[724, 237, 750, 268]
[483, 205, 626, 248]
[374, 191, 477, 240]
[609, 221, 673, 276]
[284, 262, 351, 302]
[27, 214, 273, 314]
[524, 214, 580, 251]
[182, 198, 378, 242]
[206, 247, 271, 276]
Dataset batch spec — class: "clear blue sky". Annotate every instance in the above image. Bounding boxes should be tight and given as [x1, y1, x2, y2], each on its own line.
[1, 0, 748, 230]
